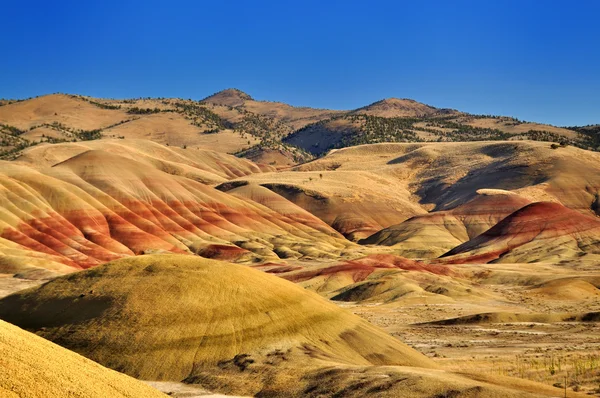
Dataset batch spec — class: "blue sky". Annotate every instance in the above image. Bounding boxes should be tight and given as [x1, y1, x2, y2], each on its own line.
[1, 0, 599, 126]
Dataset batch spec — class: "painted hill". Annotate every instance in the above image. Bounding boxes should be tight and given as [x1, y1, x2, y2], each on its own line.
[0, 254, 434, 395]
[17, 137, 272, 177]
[0, 319, 165, 398]
[2, 140, 600, 271]
[360, 190, 531, 258]
[439, 202, 600, 263]
[270, 254, 458, 303]
[0, 140, 351, 275]
[223, 170, 427, 240]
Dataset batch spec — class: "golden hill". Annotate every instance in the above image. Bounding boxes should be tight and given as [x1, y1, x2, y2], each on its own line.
[0, 254, 433, 395]
[0, 319, 165, 398]
[0, 254, 579, 397]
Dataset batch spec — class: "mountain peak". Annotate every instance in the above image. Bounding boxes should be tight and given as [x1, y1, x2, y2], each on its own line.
[201, 88, 253, 106]
[353, 97, 458, 118]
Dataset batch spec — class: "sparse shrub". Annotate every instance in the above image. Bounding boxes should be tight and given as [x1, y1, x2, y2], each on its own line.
[127, 107, 161, 115]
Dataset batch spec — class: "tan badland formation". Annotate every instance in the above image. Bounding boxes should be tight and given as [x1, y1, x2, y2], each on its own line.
[293, 141, 600, 213]
[422, 311, 600, 326]
[236, 141, 600, 241]
[0, 254, 582, 397]
[0, 319, 166, 398]
[218, 172, 427, 240]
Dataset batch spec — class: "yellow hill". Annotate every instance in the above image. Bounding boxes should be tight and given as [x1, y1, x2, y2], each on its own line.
[0, 254, 434, 395]
[0, 254, 581, 397]
[0, 319, 165, 398]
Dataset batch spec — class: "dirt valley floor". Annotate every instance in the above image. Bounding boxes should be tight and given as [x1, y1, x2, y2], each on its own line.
[341, 263, 600, 395]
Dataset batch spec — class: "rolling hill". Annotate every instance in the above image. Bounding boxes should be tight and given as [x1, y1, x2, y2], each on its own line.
[233, 141, 600, 243]
[2, 140, 600, 272]
[1, 95, 599, 396]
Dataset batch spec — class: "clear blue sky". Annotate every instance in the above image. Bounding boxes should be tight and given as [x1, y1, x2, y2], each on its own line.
[2, 0, 599, 126]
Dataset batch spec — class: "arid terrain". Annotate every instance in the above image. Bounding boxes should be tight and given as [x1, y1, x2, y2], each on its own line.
[1, 92, 599, 397]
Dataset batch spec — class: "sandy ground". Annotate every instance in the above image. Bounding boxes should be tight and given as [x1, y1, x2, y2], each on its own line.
[145, 381, 249, 397]
[339, 262, 600, 396]
[0, 275, 46, 298]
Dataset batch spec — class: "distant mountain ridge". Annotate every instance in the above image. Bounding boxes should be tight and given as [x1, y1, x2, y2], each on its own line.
[0, 89, 597, 163]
